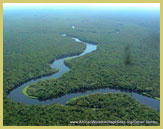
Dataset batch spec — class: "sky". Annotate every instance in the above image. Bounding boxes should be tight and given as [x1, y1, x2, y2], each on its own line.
[3, 3, 160, 9]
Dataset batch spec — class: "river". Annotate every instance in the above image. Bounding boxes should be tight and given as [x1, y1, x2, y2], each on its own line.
[8, 34, 160, 111]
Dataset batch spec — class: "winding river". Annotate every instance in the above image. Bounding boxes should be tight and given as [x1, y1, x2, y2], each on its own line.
[8, 34, 160, 111]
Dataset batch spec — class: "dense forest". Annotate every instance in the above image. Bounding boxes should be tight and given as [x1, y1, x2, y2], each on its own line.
[4, 93, 160, 126]
[25, 11, 160, 100]
[3, 7, 160, 125]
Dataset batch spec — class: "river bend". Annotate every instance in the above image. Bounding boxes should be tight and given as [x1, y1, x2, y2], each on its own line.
[8, 34, 160, 111]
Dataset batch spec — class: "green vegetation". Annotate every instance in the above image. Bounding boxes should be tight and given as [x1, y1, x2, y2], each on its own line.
[4, 93, 159, 126]
[65, 57, 73, 61]
[26, 14, 160, 100]
[3, 17, 85, 95]
[66, 93, 160, 126]
[22, 86, 37, 99]
[4, 8, 160, 125]
[155, 97, 160, 101]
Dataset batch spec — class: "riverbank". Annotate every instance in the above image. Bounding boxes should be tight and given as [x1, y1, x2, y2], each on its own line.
[22, 86, 37, 99]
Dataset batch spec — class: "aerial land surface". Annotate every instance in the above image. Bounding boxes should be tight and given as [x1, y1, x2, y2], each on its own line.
[3, 7, 160, 125]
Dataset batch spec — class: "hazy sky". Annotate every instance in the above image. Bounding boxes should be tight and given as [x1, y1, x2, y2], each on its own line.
[3, 3, 160, 9]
